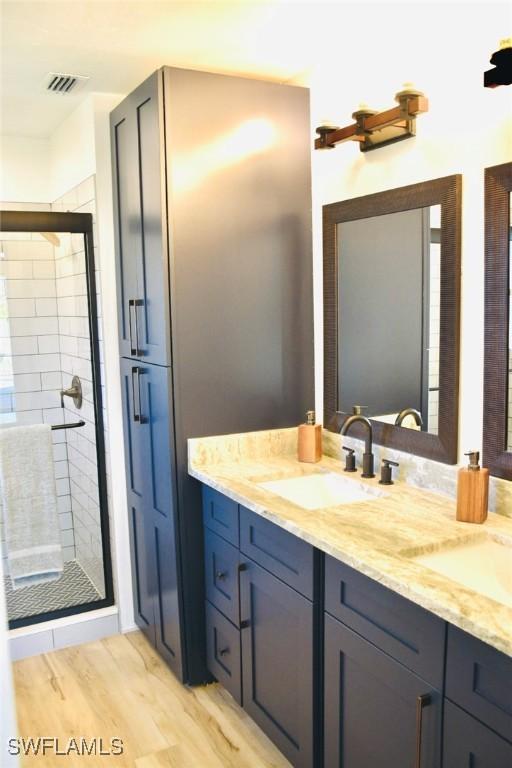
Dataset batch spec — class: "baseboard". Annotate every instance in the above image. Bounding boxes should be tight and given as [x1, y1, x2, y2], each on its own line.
[9, 606, 120, 661]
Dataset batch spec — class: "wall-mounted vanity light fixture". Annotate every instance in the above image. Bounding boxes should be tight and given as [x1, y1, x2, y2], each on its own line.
[314, 84, 429, 153]
[484, 38, 512, 88]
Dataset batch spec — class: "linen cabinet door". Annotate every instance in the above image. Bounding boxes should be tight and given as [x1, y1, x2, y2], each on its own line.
[111, 71, 171, 365]
[240, 559, 314, 768]
[131, 72, 171, 366]
[443, 701, 512, 768]
[111, 97, 141, 361]
[324, 614, 442, 768]
[137, 361, 183, 677]
[120, 358, 155, 643]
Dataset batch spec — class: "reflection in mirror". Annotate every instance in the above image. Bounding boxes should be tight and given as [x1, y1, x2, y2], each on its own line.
[508, 193, 512, 451]
[337, 204, 441, 434]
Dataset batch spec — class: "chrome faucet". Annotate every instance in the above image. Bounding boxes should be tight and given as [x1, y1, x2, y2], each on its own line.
[338, 406, 375, 478]
[395, 407, 423, 428]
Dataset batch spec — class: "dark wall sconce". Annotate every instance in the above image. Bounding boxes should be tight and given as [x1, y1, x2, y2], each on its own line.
[484, 38, 512, 88]
[314, 84, 429, 153]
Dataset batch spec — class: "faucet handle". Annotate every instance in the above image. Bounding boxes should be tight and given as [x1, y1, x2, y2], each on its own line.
[379, 459, 399, 486]
[342, 446, 357, 473]
[352, 405, 368, 416]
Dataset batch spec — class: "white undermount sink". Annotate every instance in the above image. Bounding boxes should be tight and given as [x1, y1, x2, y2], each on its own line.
[258, 472, 387, 510]
[411, 536, 512, 608]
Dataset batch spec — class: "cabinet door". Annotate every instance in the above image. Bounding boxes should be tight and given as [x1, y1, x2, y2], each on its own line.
[112, 99, 140, 360]
[120, 359, 183, 675]
[443, 701, 512, 767]
[120, 358, 156, 643]
[240, 560, 314, 768]
[137, 362, 182, 673]
[324, 614, 442, 768]
[111, 71, 171, 365]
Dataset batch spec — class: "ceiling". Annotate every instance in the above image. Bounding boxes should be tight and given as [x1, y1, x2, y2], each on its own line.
[0, 0, 319, 138]
[1, 1, 510, 139]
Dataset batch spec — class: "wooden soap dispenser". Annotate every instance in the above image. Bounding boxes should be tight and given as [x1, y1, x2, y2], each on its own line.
[456, 451, 489, 524]
[298, 410, 322, 463]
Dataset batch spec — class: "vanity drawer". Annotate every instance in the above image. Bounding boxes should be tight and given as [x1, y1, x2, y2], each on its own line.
[443, 700, 512, 766]
[446, 626, 512, 742]
[240, 507, 314, 600]
[205, 601, 242, 704]
[202, 486, 239, 546]
[204, 529, 240, 626]
[324, 556, 446, 688]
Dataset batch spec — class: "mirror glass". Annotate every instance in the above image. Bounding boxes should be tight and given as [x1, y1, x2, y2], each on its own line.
[337, 204, 441, 434]
[508, 193, 512, 451]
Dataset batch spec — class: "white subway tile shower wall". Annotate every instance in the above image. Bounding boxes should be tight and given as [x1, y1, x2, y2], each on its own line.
[52, 177, 106, 595]
[0, 229, 75, 569]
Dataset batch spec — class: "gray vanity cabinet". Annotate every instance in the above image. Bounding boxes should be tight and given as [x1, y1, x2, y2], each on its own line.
[324, 615, 442, 768]
[200, 486, 512, 768]
[324, 555, 444, 768]
[240, 559, 315, 768]
[443, 701, 512, 767]
[323, 556, 512, 768]
[203, 487, 317, 768]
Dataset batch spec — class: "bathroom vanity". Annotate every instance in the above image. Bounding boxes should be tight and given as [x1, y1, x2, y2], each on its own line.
[189, 428, 512, 768]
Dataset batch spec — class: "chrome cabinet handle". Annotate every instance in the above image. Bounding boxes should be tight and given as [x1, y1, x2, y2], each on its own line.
[216, 571, 227, 580]
[128, 299, 136, 355]
[415, 693, 431, 768]
[128, 299, 143, 356]
[133, 299, 141, 356]
[131, 367, 144, 423]
[131, 367, 140, 422]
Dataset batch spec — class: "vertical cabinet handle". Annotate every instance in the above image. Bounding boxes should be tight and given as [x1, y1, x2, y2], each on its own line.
[415, 693, 431, 768]
[128, 299, 136, 356]
[238, 562, 249, 628]
[131, 367, 144, 423]
[128, 299, 143, 357]
[133, 299, 142, 357]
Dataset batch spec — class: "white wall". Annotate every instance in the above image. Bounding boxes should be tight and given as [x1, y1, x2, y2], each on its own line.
[309, 3, 512, 462]
[49, 98, 96, 202]
[0, 135, 51, 203]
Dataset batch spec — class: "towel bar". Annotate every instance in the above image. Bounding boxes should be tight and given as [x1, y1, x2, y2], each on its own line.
[51, 421, 85, 431]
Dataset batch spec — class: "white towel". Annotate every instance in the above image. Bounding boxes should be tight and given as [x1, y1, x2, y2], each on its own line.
[0, 424, 63, 590]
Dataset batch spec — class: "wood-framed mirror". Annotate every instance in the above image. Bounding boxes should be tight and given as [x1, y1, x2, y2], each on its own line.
[483, 162, 512, 479]
[323, 175, 462, 464]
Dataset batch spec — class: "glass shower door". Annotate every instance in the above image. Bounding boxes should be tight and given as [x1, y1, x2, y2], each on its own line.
[0, 212, 113, 628]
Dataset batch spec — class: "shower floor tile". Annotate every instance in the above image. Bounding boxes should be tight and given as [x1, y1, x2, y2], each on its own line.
[5, 560, 102, 622]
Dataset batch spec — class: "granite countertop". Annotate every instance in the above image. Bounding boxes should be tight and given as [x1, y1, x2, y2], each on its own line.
[188, 428, 512, 658]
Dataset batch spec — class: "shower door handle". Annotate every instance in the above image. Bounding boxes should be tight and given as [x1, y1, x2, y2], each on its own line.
[131, 367, 143, 423]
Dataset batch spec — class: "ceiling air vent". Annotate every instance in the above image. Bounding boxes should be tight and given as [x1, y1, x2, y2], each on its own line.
[44, 72, 89, 95]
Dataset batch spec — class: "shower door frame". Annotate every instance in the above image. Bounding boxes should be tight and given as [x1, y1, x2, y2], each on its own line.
[0, 210, 114, 629]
